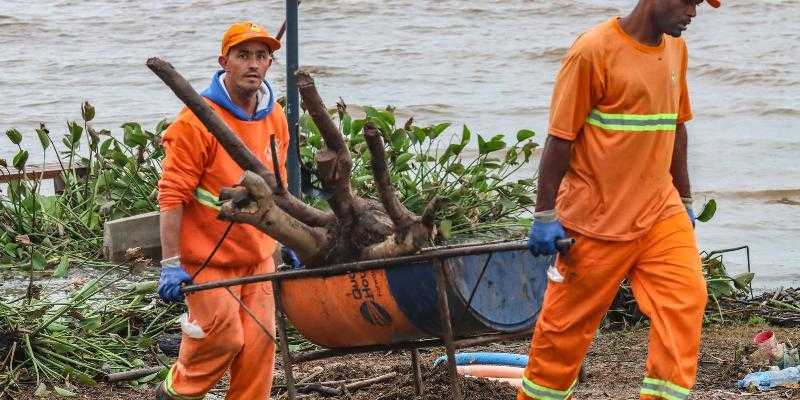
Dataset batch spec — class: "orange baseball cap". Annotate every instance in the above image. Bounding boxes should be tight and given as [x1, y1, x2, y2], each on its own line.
[707, 0, 721, 7]
[220, 21, 281, 56]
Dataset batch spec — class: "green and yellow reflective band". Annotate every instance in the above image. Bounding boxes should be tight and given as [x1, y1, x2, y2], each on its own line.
[194, 187, 221, 211]
[639, 377, 690, 400]
[520, 377, 577, 400]
[164, 365, 205, 400]
[586, 109, 678, 132]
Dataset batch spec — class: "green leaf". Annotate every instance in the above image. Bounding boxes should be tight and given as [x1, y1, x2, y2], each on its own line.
[32, 251, 47, 271]
[68, 121, 83, 146]
[439, 219, 453, 239]
[99, 138, 114, 155]
[460, 125, 471, 146]
[516, 129, 536, 142]
[64, 367, 97, 386]
[36, 126, 50, 150]
[125, 280, 158, 295]
[342, 114, 352, 135]
[522, 141, 538, 162]
[707, 279, 733, 298]
[54, 386, 77, 397]
[412, 127, 426, 143]
[122, 122, 147, 147]
[732, 272, 755, 290]
[350, 119, 366, 135]
[429, 123, 450, 140]
[53, 255, 71, 278]
[696, 199, 717, 222]
[5, 128, 22, 144]
[394, 153, 414, 170]
[154, 119, 170, 134]
[12, 149, 28, 170]
[46, 322, 68, 332]
[368, 116, 391, 135]
[478, 135, 505, 155]
[438, 143, 464, 164]
[447, 162, 465, 175]
[377, 110, 395, 126]
[477, 135, 487, 154]
[415, 154, 436, 163]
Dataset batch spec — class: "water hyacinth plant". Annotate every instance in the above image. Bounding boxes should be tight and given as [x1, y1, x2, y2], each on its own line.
[299, 101, 539, 243]
[0, 102, 165, 270]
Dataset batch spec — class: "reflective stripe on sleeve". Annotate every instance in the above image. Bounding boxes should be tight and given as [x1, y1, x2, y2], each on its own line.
[194, 187, 221, 211]
[586, 109, 677, 132]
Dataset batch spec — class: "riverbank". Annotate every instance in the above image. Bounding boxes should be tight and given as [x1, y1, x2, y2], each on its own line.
[11, 324, 798, 399]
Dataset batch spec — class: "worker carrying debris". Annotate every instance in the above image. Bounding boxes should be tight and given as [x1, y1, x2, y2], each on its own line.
[155, 21, 289, 400]
[521, 1, 721, 399]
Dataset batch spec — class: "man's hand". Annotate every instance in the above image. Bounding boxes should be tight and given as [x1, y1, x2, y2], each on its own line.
[282, 247, 302, 268]
[158, 256, 193, 303]
[682, 197, 696, 229]
[527, 210, 567, 256]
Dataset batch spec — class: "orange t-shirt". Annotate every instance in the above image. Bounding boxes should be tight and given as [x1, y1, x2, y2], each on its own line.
[158, 100, 289, 267]
[551, 17, 692, 241]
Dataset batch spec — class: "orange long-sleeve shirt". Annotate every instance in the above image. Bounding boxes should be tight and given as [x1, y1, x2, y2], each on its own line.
[158, 100, 289, 268]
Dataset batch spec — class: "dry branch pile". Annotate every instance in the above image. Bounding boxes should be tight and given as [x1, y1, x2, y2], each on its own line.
[147, 58, 438, 267]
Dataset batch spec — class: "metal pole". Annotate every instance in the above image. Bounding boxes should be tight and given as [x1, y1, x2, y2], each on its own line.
[285, 0, 301, 196]
[275, 284, 298, 399]
[183, 240, 561, 294]
[434, 259, 461, 400]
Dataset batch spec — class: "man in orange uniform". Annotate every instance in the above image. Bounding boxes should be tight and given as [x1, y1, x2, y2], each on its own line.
[155, 21, 289, 400]
[521, 1, 721, 399]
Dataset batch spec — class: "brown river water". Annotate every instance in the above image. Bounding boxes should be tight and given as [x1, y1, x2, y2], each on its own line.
[0, 1, 798, 289]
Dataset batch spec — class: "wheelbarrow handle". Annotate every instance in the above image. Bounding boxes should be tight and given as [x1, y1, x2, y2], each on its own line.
[555, 238, 575, 254]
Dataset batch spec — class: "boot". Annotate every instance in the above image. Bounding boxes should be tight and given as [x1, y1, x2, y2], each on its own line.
[155, 382, 173, 400]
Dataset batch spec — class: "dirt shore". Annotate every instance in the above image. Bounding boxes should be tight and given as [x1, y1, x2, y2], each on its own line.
[11, 324, 799, 399]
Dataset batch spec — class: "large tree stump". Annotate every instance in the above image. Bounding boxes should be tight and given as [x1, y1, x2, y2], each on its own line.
[147, 58, 436, 266]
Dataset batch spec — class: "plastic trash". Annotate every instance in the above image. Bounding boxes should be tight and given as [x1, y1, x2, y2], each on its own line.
[433, 352, 529, 368]
[546, 266, 565, 283]
[178, 313, 206, 339]
[753, 331, 784, 363]
[736, 366, 800, 390]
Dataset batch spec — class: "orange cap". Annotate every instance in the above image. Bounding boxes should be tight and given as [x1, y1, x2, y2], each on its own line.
[220, 21, 281, 56]
[707, 0, 720, 7]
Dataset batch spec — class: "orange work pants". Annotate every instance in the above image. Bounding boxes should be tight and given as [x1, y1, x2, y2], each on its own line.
[163, 258, 276, 400]
[518, 212, 707, 400]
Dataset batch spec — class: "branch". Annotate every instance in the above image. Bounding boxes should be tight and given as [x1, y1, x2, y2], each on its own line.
[146, 57, 334, 227]
[363, 124, 416, 228]
[315, 150, 356, 221]
[218, 171, 329, 265]
[296, 71, 347, 153]
[297, 70, 363, 222]
[360, 223, 430, 260]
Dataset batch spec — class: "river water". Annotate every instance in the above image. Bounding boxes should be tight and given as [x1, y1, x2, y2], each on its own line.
[1, 0, 798, 289]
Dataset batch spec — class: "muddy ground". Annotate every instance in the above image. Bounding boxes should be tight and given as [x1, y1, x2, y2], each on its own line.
[12, 324, 800, 399]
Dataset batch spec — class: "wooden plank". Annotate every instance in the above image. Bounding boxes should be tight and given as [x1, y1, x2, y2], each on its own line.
[0, 162, 88, 183]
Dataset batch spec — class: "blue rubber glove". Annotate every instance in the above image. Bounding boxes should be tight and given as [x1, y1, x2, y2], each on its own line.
[158, 256, 192, 303]
[527, 209, 567, 257]
[682, 197, 696, 229]
[282, 247, 302, 268]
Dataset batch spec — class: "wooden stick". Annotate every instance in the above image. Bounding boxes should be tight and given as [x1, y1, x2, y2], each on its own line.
[145, 57, 334, 227]
[363, 124, 416, 228]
